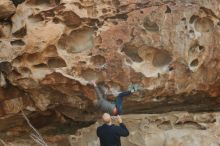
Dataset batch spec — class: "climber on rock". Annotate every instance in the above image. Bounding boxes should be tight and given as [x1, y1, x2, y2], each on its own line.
[91, 81, 140, 115]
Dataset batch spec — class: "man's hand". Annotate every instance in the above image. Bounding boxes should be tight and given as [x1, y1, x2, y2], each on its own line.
[117, 115, 122, 124]
[91, 80, 97, 87]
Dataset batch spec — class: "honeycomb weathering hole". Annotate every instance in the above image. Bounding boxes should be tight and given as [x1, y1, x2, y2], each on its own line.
[175, 121, 206, 130]
[16, 78, 38, 88]
[121, 44, 143, 62]
[143, 17, 159, 32]
[200, 7, 217, 18]
[58, 27, 94, 53]
[90, 55, 106, 66]
[61, 11, 82, 27]
[194, 17, 214, 32]
[55, 0, 60, 4]
[28, 14, 44, 23]
[189, 15, 199, 24]
[157, 121, 172, 130]
[26, 53, 41, 63]
[47, 57, 67, 68]
[10, 40, 25, 46]
[33, 63, 48, 68]
[81, 69, 100, 81]
[190, 59, 199, 67]
[199, 46, 204, 51]
[18, 67, 32, 74]
[0, 62, 12, 74]
[165, 6, 171, 13]
[13, 26, 27, 38]
[42, 45, 58, 57]
[0, 30, 4, 38]
[152, 50, 172, 67]
[27, 0, 51, 5]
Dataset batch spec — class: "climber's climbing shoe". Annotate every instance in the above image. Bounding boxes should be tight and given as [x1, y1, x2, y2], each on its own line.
[128, 84, 141, 93]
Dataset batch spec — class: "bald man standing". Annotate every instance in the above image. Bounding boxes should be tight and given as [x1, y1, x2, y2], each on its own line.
[97, 113, 129, 146]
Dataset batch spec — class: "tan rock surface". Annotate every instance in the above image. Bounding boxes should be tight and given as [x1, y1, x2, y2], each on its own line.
[0, 0, 15, 19]
[0, 0, 220, 144]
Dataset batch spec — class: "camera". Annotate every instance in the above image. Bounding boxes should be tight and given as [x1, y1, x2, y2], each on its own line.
[111, 116, 117, 120]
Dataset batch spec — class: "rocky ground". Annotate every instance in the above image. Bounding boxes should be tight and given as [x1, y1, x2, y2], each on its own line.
[0, 0, 220, 145]
[2, 112, 220, 146]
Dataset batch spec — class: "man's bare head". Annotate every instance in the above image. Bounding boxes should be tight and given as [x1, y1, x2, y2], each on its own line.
[102, 113, 111, 124]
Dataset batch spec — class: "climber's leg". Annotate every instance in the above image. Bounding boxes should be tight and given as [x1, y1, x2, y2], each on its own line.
[115, 95, 126, 115]
[115, 97, 123, 115]
[115, 91, 131, 115]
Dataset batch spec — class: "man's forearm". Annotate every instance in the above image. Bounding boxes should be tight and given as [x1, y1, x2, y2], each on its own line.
[119, 123, 129, 136]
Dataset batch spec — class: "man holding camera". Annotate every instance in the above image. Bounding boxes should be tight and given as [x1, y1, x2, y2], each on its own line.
[97, 113, 129, 146]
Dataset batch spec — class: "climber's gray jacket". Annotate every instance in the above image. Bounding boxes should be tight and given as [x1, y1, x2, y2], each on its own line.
[94, 86, 116, 115]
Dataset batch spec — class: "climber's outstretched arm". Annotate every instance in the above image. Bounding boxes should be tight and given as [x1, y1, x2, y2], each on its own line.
[92, 81, 106, 100]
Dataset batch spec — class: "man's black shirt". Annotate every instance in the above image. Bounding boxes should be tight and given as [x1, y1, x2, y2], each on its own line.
[97, 123, 129, 146]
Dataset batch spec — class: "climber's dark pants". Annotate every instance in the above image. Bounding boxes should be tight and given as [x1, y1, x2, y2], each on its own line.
[115, 91, 131, 115]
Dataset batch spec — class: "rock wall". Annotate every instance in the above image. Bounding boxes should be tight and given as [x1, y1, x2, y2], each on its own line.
[0, 0, 220, 144]
[71, 112, 220, 146]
